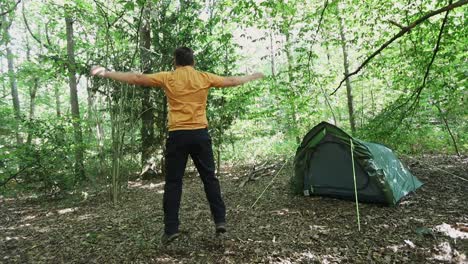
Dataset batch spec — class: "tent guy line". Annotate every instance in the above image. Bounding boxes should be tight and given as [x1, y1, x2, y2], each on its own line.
[250, 156, 292, 209]
[402, 155, 468, 183]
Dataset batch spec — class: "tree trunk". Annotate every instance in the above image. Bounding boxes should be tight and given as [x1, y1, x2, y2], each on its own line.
[318, 82, 337, 125]
[370, 90, 376, 116]
[65, 15, 85, 182]
[7, 45, 22, 145]
[285, 31, 300, 144]
[54, 84, 61, 117]
[269, 29, 276, 77]
[110, 112, 121, 205]
[139, 2, 156, 179]
[217, 134, 221, 177]
[361, 89, 364, 127]
[88, 78, 105, 180]
[159, 96, 168, 176]
[435, 103, 461, 157]
[1, 57, 6, 96]
[26, 78, 38, 145]
[86, 78, 93, 121]
[25, 32, 38, 145]
[2, 15, 22, 145]
[338, 10, 356, 134]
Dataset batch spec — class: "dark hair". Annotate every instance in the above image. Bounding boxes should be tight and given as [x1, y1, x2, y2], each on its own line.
[174, 47, 194, 66]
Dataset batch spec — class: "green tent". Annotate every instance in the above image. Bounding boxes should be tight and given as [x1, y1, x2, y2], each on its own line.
[292, 122, 422, 205]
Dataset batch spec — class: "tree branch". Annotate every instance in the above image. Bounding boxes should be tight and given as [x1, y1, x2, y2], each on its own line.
[0, 0, 21, 16]
[22, 4, 43, 46]
[406, 4, 451, 112]
[92, 0, 137, 30]
[307, 0, 329, 67]
[316, 0, 329, 34]
[330, 0, 467, 95]
[22, 2, 57, 52]
[387, 19, 405, 29]
[0, 166, 27, 188]
[376, 3, 452, 129]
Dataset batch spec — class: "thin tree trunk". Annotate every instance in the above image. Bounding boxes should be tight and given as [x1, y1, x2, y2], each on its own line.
[370, 89, 376, 116]
[361, 89, 364, 127]
[26, 78, 38, 145]
[2, 14, 22, 145]
[338, 9, 356, 134]
[159, 96, 168, 177]
[325, 44, 331, 64]
[25, 32, 38, 145]
[215, 40, 232, 177]
[95, 96, 105, 181]
[269, 29, 276, 77]
[325, 48, 342, 124]
[7, 46, 22, 145]
[110, 111, 121, 205]
[285, 31, 300, 144]
[54, 84, 61, 117]
[1, 57, 6, 96]
[435, 103, 461, 156]
[318, 82, 337, 125]
[86, 78, 93, 121]
[139, 3, 156, 179]
[151, 1, 171, 178]
[217, 135, 221, 177]
[65, 15, 85, 182]
[88, 78, 105, 180]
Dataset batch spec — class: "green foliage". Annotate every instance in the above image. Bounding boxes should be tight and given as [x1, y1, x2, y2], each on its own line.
[1, 0, 467, 197]
[1, 118, 76, 195]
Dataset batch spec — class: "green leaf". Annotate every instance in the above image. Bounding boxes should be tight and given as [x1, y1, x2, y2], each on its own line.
[124, 2, 135, 11]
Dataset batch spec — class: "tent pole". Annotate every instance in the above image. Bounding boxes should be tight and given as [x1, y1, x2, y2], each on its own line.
[350, 138, 361, 231]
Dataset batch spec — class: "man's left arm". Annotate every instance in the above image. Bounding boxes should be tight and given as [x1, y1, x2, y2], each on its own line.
[206, 72, 264, 88]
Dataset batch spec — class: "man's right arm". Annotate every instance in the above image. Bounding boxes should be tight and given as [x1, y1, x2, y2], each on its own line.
[217, 72, 264, 88]
[90, 66, 163, 87]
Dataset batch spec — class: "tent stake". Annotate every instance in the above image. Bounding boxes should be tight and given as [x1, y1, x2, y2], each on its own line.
[350, 138, 361, 231]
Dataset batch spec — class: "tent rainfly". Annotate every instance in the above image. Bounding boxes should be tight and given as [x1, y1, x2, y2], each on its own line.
[292, 122, 422, 205]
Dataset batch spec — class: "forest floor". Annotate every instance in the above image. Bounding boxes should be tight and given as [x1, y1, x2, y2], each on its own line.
[1, 155, 467, 263]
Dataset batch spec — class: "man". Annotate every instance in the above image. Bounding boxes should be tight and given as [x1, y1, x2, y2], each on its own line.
[91, 47, 264, 244]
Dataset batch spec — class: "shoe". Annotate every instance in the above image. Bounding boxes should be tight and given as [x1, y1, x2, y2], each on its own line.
[215, 222, 227, 234]
[161, 232, 180, 245]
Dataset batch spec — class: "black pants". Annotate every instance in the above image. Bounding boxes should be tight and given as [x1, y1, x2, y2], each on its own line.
[163, 128, 226, 235]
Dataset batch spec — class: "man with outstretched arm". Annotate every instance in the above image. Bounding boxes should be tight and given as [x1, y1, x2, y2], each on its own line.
[90, 47, 264, 244]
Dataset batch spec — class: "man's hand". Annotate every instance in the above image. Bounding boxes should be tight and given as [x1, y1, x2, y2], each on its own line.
[251, 72, 265, 80]
[220, 72, 265, 87]
[90, 66, 107, 77]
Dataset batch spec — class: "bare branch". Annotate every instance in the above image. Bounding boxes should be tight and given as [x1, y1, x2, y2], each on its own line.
[92, 0, 136, 30]
[330, 0, 467, 96]
[407, 2, 451, 112]
[307, 0, 329, 67]
[0, 0, 21, 16]
[44, 20, 53, 48]
[22, 2, 58, 53]
[387, 19, 406, 29]
[0, 166, 27, 188]
[316, 0, 329, 34]
[378, 3, 452, 129]
[22, 3, 44, 48]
